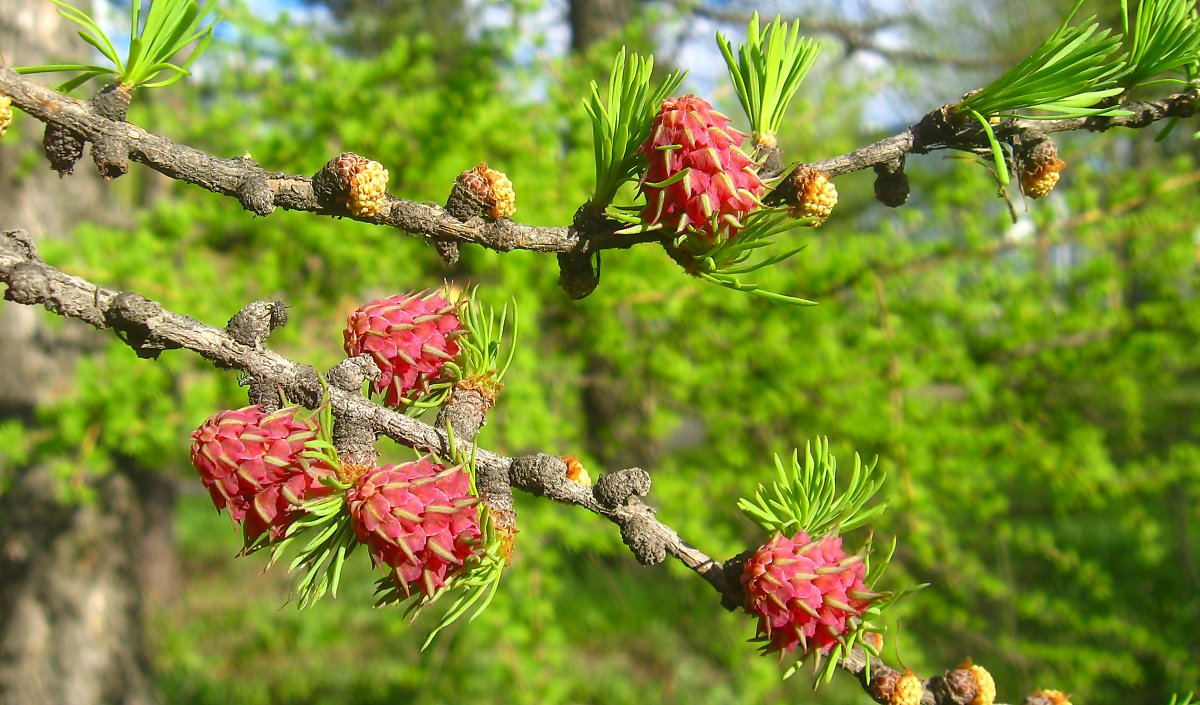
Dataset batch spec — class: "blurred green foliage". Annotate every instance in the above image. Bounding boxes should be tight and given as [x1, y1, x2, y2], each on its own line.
[4, 1, 1199, 704]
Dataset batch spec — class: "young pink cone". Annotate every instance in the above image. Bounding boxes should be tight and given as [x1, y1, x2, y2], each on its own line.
[742, 531, 875, 655]
[346, 459, 482, 598]
[638, 94, 765, 243]
[343, 292, 464, 408]
[189, 406, 334, 541]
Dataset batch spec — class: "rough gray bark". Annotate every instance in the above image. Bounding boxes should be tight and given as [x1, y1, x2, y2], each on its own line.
[0, 2, 110, 412]
[0, 4, 169, 704]
[0, 468, 158, 705]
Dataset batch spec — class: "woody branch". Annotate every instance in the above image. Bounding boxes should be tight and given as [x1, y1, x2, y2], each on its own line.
[0, 214, 1065, 705]
[1, 66, 1194, 260]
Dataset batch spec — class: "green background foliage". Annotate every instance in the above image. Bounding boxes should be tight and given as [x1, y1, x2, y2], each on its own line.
[3, 0, 1198, 703]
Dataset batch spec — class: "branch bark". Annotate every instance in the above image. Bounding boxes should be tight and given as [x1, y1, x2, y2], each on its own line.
[0, 227, 1066, 705]
[0, 228, 741, 604]
[1, 67, 1193, 261]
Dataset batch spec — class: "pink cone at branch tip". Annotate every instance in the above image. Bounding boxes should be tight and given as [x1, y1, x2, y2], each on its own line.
[742, 531, 875, 655]
[343, 292, 464, 408]
[638, 94, 765, 243]
[346, 459, 482, 597]
[189, 406, 335, 541]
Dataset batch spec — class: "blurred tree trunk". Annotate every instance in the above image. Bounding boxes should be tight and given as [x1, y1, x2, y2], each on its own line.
[568, 0, 632, 53]
[564, 0, 661, 471]
[0, 4, 169, 704]
[299, 0, 469, 66]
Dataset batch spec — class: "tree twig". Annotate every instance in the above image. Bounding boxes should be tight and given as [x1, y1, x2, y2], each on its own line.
[1, 66, 1193, 264]
[0, 226, 1018, 704]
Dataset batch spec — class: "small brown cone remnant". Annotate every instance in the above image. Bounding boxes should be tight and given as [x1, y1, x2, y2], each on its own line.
[0, 94, 12, 139]
[939, 669, 980, 705]
[464, 162, 516, 219]
[458, 167, 491, 205]
[960, 658, 997, 705]
[890, 670, 925, 705]
[91, 82, 133, 122]
[873, 159, 910, 208]
[1020, 139, 1065, 200]
[43, 123, 85, 177]
[561, 455, 593, 486]
[870, 669, 903, 704]
[90, 83, 135, 180]
[788, 165, 838, 226]
[1033, 690, 1072, 705]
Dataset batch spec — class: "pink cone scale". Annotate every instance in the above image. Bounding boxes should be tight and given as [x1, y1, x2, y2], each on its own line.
[189, 406, 334, 541]
[638, 94, 765, 243]
[346, 459, 482, 597]
[342, 292, 464, 408]
[742, 531, 874, 655]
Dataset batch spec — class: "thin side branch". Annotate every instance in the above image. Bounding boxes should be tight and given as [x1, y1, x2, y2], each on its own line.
[0, 227, 736, 601]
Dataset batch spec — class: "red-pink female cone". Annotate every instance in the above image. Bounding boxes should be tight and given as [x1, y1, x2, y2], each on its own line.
[639, 94, 765, 243]
[346, 459, 481, 597]
[343, 292, 464, 408]
[742, 531, 875, 655]
[189, 406, 334, 541]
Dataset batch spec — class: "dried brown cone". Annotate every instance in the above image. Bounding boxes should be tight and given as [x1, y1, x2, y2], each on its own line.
[91, 82, 133, 122]
[959, 659, 996, 705]
[869, 668, 903, 703]
[788, 166, 838, 226]
[557, 251, 601, 299]
[0, 94, 12, 139]
[874, 160, 910, 208]
[43, 123, 85, 177]
[1020, 140, 1066, 200]
[457, 167, 490, 205]
[935, 669, 980, 705]
[465, 162, 516, 219]
[313, 152, 356, 205]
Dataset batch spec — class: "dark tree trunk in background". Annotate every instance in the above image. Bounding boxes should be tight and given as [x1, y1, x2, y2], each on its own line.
[568, 0, 633, 52]
[564, 0, 662, 471]
[0, 4, 170, 704]
[0, 470, 158, 705]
